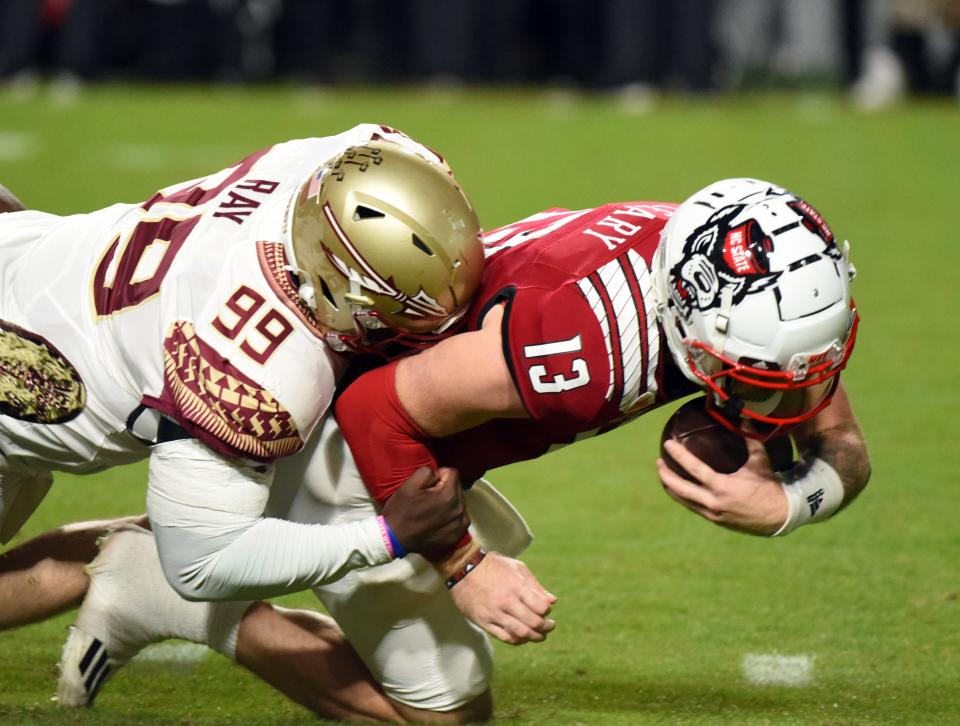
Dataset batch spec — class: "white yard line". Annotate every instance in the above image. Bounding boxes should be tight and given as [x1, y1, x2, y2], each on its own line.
[0, 131, 39, 162]
[742, 653, 815, 687]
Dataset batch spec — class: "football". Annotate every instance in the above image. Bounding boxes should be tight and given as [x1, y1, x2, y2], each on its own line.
[660, 397, 793, 482]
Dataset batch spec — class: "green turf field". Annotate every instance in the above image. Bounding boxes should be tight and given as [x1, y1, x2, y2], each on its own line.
[0, 85, 958, 725]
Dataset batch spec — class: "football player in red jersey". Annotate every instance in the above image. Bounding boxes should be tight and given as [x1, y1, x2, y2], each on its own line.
[333, 179, 867, 643]
[9, 180, 870, 723]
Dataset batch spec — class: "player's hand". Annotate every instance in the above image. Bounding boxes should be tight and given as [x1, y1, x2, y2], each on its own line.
[449, 552, 557, 645]
[382, 466, 470, 553]
[657, 437, 788, 536]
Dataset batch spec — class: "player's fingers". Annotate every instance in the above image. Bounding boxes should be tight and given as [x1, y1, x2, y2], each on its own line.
[515, 588, 555, 620]
[498, 613, 548, 644]
[512, 562, 557, 604]
[429, 481, 467, 517]
[487, 612, 546, 645]
[435, 466, 462, 489]
[658, 472, 716, 519]
[525, 577, 557, 605]
[484, 622, 522, 645]
[657, 458, 716, 508]
[663, 439, 719, 484]
[503, 599, 553, 634]
[521, 610, 556, 636]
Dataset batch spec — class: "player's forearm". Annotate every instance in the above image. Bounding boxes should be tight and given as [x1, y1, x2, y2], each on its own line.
[147, 439, 393, 601]
[793, 419, 871, 510]
[767, 384, 870, 537]
[149, 514, 392, 601]
[395, 304, 525, 438]
[791, 384, 871, 510]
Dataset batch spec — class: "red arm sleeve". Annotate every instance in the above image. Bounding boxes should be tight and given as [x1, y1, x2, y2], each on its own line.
[334, 361, 436, 507]
[335, 361, 473, 560]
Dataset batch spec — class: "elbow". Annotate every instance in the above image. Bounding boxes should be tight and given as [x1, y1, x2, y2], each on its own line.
[155, 548, 234, 602]
[164, 571, 236, 602]
[168, 579, 207, 602]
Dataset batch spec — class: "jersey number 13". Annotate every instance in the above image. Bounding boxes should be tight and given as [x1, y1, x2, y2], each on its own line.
[523, 335, 590, 394]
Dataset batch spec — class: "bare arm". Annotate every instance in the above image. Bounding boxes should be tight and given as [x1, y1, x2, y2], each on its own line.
[395, 303, 527, 436]
[790, 383, 871, 510]
[335, 303, 528, 501]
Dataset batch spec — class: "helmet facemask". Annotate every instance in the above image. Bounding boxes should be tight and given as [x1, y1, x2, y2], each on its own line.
[683, 308, 858, 439]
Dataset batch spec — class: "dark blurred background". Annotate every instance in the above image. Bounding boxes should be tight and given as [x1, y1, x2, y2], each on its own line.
[1, 0, 959, 109]
[2, 5, 960, 725]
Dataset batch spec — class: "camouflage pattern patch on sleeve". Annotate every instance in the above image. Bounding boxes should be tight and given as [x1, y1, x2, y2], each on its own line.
[0, 320, 86, 423]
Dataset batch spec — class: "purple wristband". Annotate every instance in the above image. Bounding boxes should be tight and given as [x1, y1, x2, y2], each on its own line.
[376, 516, 408, 559]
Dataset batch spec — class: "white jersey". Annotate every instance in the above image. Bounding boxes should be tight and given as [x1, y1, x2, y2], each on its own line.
[0, 124, 412, 474]
[0, 124, 467, 594]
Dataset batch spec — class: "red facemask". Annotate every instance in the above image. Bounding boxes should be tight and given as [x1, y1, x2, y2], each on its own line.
[685, 306, 859, 440]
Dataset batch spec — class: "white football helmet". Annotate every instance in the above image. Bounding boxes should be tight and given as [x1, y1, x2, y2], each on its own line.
[652, 178, 859, 438]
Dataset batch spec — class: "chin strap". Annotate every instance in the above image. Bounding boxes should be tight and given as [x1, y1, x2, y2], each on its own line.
[283, 264, 317, 312]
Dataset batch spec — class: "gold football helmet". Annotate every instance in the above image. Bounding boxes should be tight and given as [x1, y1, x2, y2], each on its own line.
[288, 139, 484, 354]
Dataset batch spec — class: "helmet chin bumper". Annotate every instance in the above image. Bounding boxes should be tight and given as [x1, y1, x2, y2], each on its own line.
[687, 306, 859, 440]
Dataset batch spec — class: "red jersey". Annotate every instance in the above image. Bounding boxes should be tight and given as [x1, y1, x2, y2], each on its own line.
[336, 202, 700, 495]
[432, 202, 698, 481]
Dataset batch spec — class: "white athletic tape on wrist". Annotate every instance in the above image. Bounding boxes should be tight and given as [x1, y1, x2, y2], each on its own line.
[772, 457, 844, 537]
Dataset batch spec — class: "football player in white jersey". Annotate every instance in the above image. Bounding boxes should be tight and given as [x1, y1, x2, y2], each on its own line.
[1, 137, 560, 722]
[0, 124, 506, 720]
